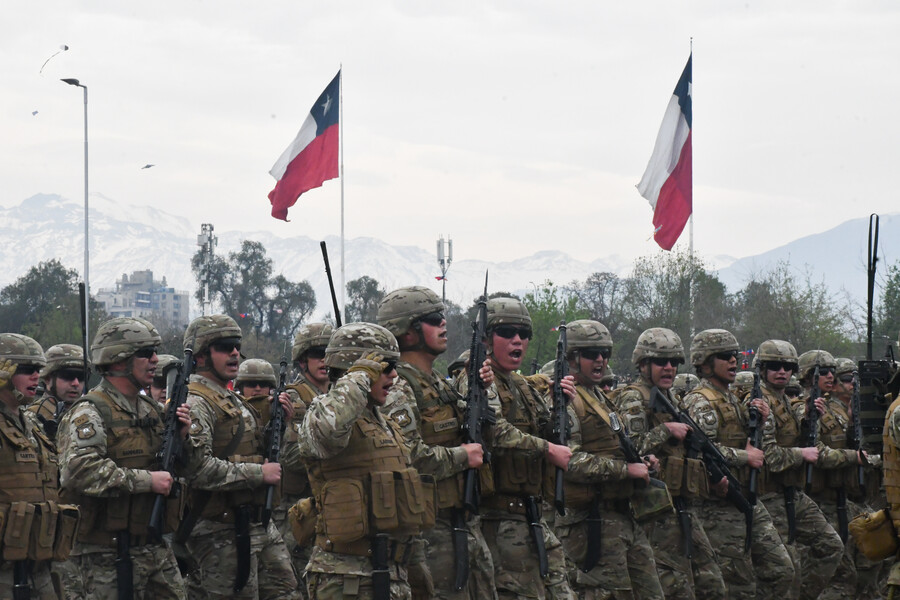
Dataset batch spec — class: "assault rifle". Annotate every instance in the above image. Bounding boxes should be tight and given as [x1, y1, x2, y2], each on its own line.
[650, 386, 754, 552]
[550, 321, 569, 516]
[261, 348, 289, 528]
[457, 272, 495, 590]
[148, 342, 194, 541]
[834, 369, 866, 543]
[804, 364, 821, 494]
[747, 368, 764, 506]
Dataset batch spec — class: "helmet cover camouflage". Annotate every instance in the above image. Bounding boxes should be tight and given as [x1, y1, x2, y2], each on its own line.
[447, 349, 470, 378]
[154, 354, 182, 381]
[786, 375, 801, 392]
[672, 373, 700, 395]
[377, 286, 444, 337]
[797, 350, 836, 380]
[184, 314, 242, 354]
[91, 317, 160, 366]
[733, 370, 755, 388]
[236, 358, 277, 387]
[834, 357, 856, 377]
[632, 328, 684, 366]
[755, 340, 798, 366]
[540, 359, 556, 377]
[324, 322, 400, 371]
[690, 329, 740, 367]
[292, 322, 334, 362]
[0, 333, 46, 367]
[599, 366, 616, 385]
[41, 343, 86, 379]
[566, 320, 613, 350]
[486, 297, 531, 330]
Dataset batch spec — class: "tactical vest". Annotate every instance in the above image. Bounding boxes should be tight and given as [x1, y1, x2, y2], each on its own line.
[882, 397, 900, 534]
[187, 382, 269, 518]
[481, 372, 546, 510]
[284, 378, 320, 497]
[0, 411, 59, 505]
[26, 396, 57, 424]
[564, 385, 634, 509]
[62, 388, 179, 544]
[623, 382, 708, 499]
[693, 385, 755, 491]
[307, 409, 433, 551]
[762, 384, 805, 489]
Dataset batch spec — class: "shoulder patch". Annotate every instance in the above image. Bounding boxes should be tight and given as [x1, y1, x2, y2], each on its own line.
[189, 419, 203, 435]
[73, 414, 90, 426]
[77, 422, 97, 440]
[392, 410, 412, 428]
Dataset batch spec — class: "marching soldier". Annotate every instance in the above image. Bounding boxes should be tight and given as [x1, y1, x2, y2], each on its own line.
[750, 340, 842, 600]
[681, 329, 794, 600]
[149, 354, 183, 409]
[0, 334, 76, 599]
[58, 317, 191, 599]
[179, 315, 299, 599]
[615, 327, 726, 600]
[28, 343, 87, 439]
[297, 322, 475, 599]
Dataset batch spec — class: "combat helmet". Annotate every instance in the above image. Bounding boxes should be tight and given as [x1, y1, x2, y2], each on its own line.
[486, 297, 531, 330]
[91, 317, 160, 366]
[540, 359, 556, 377]
[40, 344, 87, 379]
[732, 371, 755, 396]
[184, 314, 242, 355]
[632, 328, 684, 367]
[153, 354, 182, 384]
[566, 320, 613, 352]
[785, 375, 801, 397]
[755, 340, 798, 371]
[377, 286, 444, 337]
[797, 350, 836, 381]
[292, 322, 334, 362]
[834, 357, 856, 378]
[236, 358, 277, 388]
[447, 349, 470, 378]
[324, 323, 400, 371]
[672, 373, 700, 396]
[690, 329, 739, 367]
[0, 333, 46, 370]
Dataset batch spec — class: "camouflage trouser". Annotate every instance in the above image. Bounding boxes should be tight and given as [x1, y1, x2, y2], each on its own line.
[761, 489, 842, 600]
[0, 561, 59, 600]
[695, 498, 794, 600]
[184, 520, 300, 599]
[642, 503, 727, 600]
[306, 571, 411, 600]
[422, 511, 497, 600]
[482, 513, 575, 600]
[276, 496, 312, 599]
[555, 508, 664, 600]
[62, 543, 186, 599]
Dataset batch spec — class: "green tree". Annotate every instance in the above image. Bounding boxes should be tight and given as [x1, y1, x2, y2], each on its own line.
[345, 276, 385, 323]
[0, 259, 105, 348]
[523, 281, 589, 371]
[568, 271, 626, 339]
[874, 262, 900, 356]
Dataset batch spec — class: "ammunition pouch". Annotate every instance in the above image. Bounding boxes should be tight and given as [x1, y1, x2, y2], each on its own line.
[0, 501, 80, 562]
[630, 479, 675, 523]
[849, 509, 898, 561]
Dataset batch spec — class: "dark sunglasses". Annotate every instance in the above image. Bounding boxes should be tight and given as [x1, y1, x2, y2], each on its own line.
[14, 364, 41, 376]
[211, 341, 241, 354]
[417, 312, 445, 327]
[382, 360, 398, 374]
[816, 366, 836, 376]
[493, 325, 533, 340]
[765, 361, 797, 373]
[56, 369, 86, 382]
[838, 374, 855, 383]
[133, 346, 159, 359]
[714, 351, 741, 362]
[306, 347, 327, 360]
[580, 348, 612, 361]
[649, 357, 683, 368]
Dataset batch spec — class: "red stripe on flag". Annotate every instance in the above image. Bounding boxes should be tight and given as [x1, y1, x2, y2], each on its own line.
[652, 131, 692, 251]
[268, 124, 339, 221]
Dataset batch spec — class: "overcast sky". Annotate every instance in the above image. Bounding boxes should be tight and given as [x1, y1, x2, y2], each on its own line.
[3, 1, 898, 269]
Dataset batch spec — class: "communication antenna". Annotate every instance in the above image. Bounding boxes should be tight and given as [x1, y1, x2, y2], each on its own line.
[436, 235, 453, 302]
[197, 224, 217, 315]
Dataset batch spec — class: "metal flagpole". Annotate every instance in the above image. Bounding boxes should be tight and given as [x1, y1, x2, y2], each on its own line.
[688, 38, 696, 337]
[339, 65, 345, 317]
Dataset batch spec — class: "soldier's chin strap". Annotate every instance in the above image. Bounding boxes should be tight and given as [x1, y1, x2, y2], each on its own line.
[105, 356, 145, 392]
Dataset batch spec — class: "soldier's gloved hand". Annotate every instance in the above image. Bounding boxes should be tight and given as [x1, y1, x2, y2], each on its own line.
[348, 352, 387, 382]
[0, 359, 17, 388]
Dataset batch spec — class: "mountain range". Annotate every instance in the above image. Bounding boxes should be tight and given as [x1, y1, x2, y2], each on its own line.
[1, 194, 896, 319]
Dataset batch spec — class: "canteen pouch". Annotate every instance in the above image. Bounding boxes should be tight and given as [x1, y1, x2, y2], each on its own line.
[319, 478, 367, 543]
[53, 504, 80, 561]
[849, 509, 899, 561]
[29, 502, 58, 561]
[683, 457, 710, 499]
[660, 457, 684, 496]
[395, 469, 426, 531]
[630, 479, 675, 523]
[3, 501, 36, 561]
[419, 475, 437, 530]
[371, 471, 399, 532]
[288, 497, 318, 548]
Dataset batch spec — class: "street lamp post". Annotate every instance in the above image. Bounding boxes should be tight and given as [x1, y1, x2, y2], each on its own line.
[436, 235, 453, 303]
[61, 78, 90, 350]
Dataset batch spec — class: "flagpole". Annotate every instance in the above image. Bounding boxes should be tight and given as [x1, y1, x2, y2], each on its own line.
[688, 38, 695, 337]
[339, 64, 346, 318]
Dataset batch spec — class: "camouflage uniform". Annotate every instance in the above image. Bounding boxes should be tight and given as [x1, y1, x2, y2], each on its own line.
[0, 334, 71, 600]
[297, 323, 465, 600]
[56, 318, 188, 600]
[681, 330, 794, 600]
[27, 344, 87, 441]
[881, 393, 900, 596]
[180, 315, 299, 599]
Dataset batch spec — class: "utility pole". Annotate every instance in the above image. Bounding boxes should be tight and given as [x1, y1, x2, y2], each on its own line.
[197, 224, 217, 315]
[436, 235, 453, 303]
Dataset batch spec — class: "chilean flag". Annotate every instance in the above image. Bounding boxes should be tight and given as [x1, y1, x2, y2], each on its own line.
[268, 70, 341, 221]
[637, 55, 692, 250]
